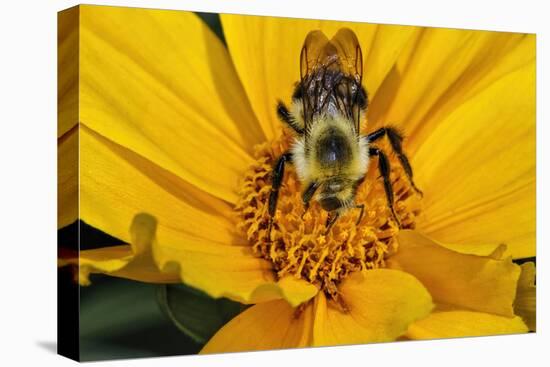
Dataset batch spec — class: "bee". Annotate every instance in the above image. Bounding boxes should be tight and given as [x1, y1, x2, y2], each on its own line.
[269, 28, 422, 236]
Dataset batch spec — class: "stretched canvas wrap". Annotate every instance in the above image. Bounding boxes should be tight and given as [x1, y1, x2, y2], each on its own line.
[57, 4, 536, 362]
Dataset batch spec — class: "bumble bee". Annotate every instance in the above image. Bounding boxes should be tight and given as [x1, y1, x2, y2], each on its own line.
[269, 28, 421, 235]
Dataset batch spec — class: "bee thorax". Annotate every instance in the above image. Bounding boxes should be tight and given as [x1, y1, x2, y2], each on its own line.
[317, 131, 352, 168]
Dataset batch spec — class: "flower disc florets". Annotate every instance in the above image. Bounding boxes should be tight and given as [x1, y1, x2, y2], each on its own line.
[236, 132, 422, 303]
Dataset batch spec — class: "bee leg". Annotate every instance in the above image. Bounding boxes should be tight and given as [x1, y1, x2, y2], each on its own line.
[325, 212, 340, 235]
[301, 181, 319, 219]
[354, 204, 365, 225]
[366, 126, 423, 197]
[369, 147, 401, 228]
[266, 218, 274, 243]
[268, 152, 293, 241]
[276, 100, 304, 135]
[300, 205, 308, 220]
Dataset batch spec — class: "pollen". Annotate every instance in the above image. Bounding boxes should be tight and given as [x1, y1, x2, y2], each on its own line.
[235, 131, 422, 308]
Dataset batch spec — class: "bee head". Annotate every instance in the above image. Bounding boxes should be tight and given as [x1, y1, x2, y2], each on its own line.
[318, 178, 354, 211]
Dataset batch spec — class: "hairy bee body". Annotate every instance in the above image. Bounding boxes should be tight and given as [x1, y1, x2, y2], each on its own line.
[269, 28, 420, 233]
[291, 112, 369, 212]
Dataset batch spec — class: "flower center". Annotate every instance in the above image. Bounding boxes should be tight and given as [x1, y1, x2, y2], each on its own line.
[236, 132, 422, 305]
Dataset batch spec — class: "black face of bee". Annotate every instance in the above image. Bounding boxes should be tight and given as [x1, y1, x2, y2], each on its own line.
[318, 178, 352, 211]
[319, 196, 344, 211]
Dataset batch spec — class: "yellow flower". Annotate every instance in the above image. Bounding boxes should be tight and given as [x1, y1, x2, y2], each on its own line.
[58, 5, 536, 352]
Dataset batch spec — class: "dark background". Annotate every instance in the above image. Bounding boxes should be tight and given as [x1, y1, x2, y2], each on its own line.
[59, 222, 203, 361]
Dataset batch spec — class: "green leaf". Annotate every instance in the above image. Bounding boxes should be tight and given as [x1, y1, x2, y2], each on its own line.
[156, 284, 245, 344]
[78, 275, 202, 361]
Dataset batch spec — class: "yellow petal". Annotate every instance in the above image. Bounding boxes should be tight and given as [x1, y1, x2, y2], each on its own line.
[388, 231, 521, 317]
[514, 262, 536, 331]
[221, 14, 416, 139]
[58, 247, 128, 286]
[369, 28, 533, 140]
[154, 239, 273, 303]
[58, 213, 179, 285]
[58, 125, 78, 229]
[408, 33, 535, 154]
[313, 270, 433, 346]
[58, 6, 78, 138]
[154, 237, 317, 305]
[366, 29, 535, 258]
[437, 242, 512, 258]
[249, 276, 318, 307]
[362, 26, 418, 99]
[407, 311, 528, 340]
[60, 245, 180, 286]
[201, 299, 314, 354]
[80, 125, 291, 303]
[80, 125, 238, 247]
[414, 61, 535, 259]
[58, 7, 79, 228]
[79, 5, 263, 203]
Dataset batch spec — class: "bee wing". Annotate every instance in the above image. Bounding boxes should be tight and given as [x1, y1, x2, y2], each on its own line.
[300, 29, 365, 137]
[300, 30, 331, 134]
[330, 28, 364, 135]
[300, 30, 331, 80]
[330, 28, 363, 85]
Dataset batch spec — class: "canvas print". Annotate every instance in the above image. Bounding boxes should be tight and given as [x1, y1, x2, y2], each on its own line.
[57, 4, 536, 361]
